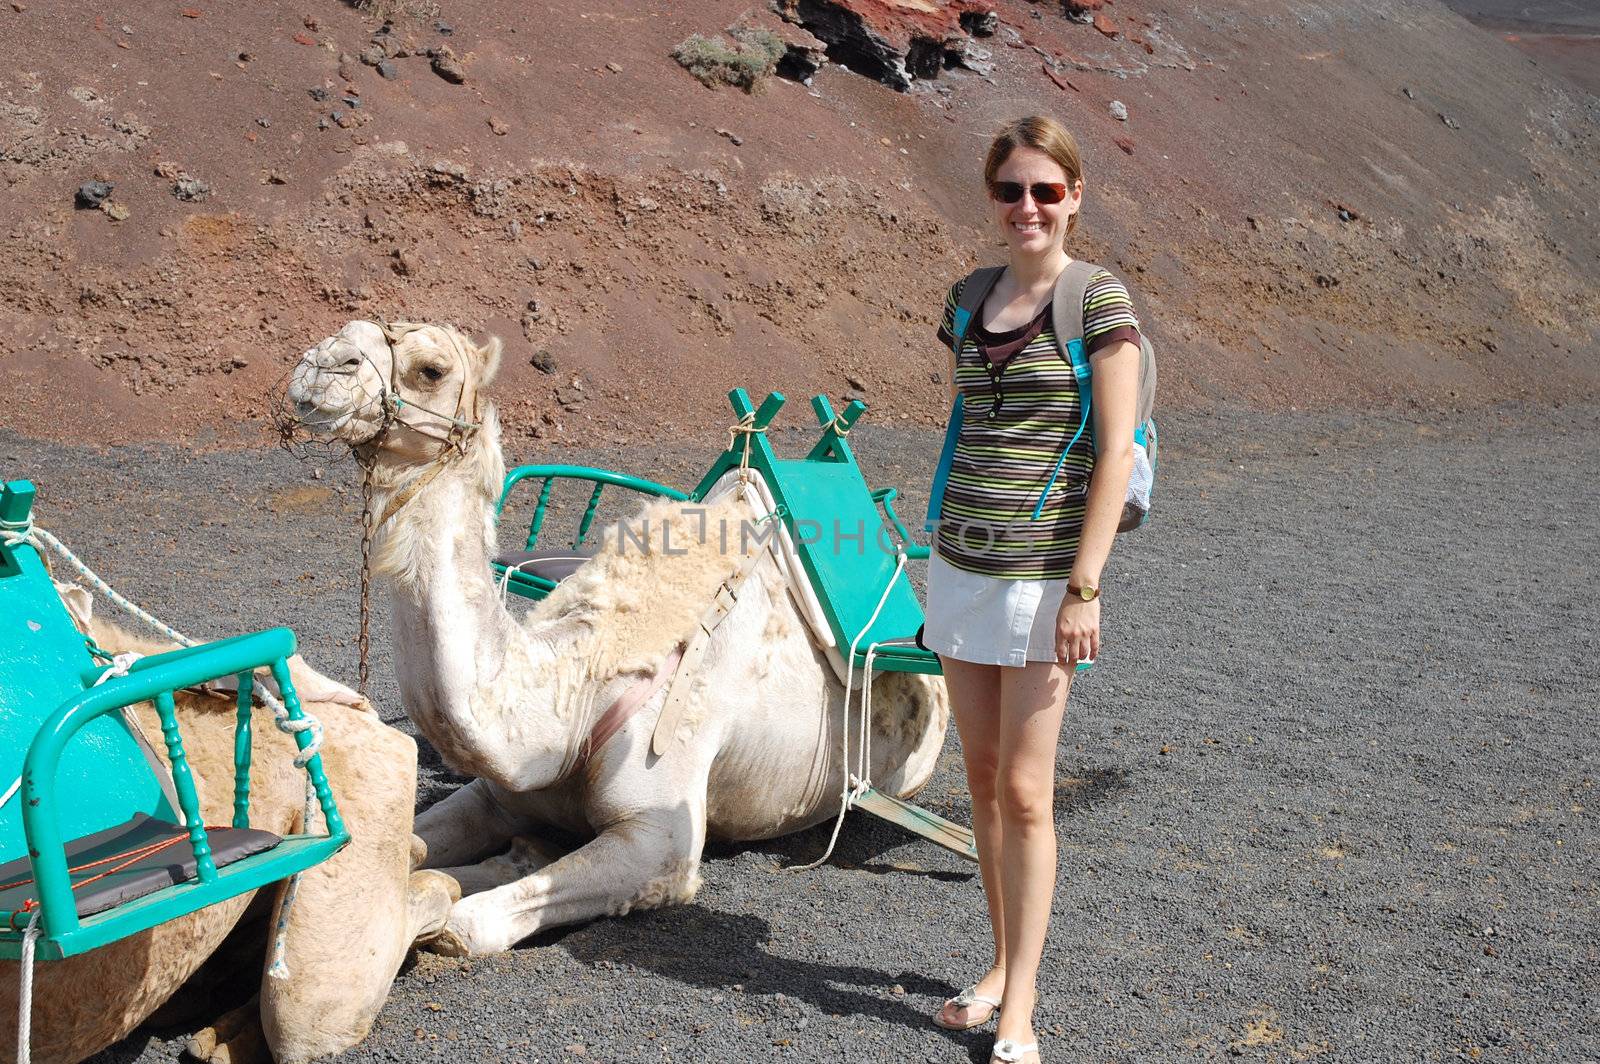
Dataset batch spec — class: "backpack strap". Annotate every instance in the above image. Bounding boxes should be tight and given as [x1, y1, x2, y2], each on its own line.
[924, 266, 1005, 531]
[1031, 260, 1102, 519]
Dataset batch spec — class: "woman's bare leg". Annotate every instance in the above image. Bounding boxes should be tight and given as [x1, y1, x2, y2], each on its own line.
[936, 656, 1010, 1027]
[991, 659, 1074, 1056]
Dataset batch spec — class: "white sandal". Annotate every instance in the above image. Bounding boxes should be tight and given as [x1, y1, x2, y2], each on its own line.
[991, 1038, 1040, 1063]
[931, 984, 1002, 1031]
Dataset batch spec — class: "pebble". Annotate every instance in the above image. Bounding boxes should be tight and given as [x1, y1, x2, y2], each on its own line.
[376, 60, 398, 80]
[173, 175, 210, 201]
[1110, 100, 1129, 121]
[75, 180, 113, 208]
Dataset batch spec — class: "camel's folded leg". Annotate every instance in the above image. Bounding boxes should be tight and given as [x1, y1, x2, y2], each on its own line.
[429, 803, 706, 958]
[413, 778, 530, 869]
[434, 835, 568, 897]
[259, 711, 421, 1064]
[187, 995, 267, 1064]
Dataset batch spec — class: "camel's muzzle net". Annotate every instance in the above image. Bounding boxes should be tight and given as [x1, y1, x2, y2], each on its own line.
[269, 348, 394, 465]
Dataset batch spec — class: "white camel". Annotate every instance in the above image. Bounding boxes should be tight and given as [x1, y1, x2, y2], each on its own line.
[0, 587, 454, 1064]
[283, 320, 950, 957]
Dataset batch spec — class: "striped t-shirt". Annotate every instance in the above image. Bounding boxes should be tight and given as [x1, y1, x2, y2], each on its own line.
[932, 269, 1141, 579]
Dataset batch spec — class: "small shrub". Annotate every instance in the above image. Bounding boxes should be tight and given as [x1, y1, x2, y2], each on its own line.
[347, 0, 440, 22]
[672, 28, 787, 92]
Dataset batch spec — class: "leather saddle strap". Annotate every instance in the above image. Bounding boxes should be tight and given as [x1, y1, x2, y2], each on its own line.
[575, 646, 684, 773]
[651, 543, 771, 757]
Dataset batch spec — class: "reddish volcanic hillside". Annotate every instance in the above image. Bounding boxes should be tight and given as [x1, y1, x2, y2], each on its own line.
[1, 0, 1596, 447]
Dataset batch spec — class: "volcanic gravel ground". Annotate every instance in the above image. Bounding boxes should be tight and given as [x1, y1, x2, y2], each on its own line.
[4, 404, 1594, 1063]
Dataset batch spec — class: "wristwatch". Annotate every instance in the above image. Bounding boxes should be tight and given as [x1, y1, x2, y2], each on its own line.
[1067, 583, 1100, 602]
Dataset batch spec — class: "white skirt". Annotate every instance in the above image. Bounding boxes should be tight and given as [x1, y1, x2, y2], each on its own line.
[922, 551, 1069, 667]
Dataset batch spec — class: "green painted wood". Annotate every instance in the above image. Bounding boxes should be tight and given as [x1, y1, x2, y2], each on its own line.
[0, 834, 346, 960]
[0, 480, 173, 862]
[1, 479, 349, 959]
[155, 690, 218, 884]
[852, 786, 979, 862]
[270, 657, 346, 840]
[232, 671, 252, 829]
[489, 564, 556, 602]
[805, 395, 866, 463]
[499, 465, 689, 551]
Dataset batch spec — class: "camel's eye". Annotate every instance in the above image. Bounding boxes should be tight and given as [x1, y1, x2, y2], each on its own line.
[418, 364, 445, 384]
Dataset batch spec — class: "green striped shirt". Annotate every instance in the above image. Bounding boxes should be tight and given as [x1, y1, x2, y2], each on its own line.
[932, 269, 1140, 579]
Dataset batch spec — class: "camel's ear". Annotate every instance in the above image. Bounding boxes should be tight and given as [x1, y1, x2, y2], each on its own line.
[473, 335, 503, 389]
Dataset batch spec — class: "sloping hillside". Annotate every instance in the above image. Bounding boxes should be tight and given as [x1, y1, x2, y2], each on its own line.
[1, 0, 1596, 446]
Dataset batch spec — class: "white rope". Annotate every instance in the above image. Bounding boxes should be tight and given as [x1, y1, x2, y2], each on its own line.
[20, 521, 326, 766]
[16, 909, 41, 1064]
[92, 652, 143, 686]
[11, 516, 329, 978]
[790, 550, 907, 872]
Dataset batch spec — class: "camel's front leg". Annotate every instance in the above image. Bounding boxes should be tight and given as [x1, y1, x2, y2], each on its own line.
[413, 778, 529, 869]
[430, 803, 706, 957]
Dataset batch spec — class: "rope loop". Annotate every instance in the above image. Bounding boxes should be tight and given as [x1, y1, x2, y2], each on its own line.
[829, 413, 853, 438]
[0, 514, 37, 549]
[92, 652, 143, 687]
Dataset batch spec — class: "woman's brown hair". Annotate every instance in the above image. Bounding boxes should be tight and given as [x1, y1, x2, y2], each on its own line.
[983, 115, 1084, 238]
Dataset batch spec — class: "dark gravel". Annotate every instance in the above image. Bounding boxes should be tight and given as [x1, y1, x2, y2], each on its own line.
[6, 402, 1593, 1064]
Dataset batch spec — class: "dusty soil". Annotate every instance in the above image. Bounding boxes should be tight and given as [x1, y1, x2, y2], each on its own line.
[1, 401, 1586, 1063]
[2, 0, 1598, 451]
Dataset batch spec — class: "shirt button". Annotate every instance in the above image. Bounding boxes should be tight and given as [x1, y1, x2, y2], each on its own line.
[986, 411, 996, 420]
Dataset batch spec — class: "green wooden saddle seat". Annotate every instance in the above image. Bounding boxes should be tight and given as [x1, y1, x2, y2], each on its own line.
[491, 466, 686, 600]
[687, 391, 941, 675]
[0, 479, 348, 961]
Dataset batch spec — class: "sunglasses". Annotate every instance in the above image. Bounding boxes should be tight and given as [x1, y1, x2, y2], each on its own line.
[988, 181, 1070, 205]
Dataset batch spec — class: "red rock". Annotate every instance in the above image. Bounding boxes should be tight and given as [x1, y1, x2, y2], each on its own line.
[1062, 0, 1105, 12]
[1093, 13, 1119, 38]
[180, 8, 202, 18]
[1114, 135, 1135, 155]
[92, 13, 104, 29]
[1043, 64, 1079, 93]
[292, 31, 315, 46]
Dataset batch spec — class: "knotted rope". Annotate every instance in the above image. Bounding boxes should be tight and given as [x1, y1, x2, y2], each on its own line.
[726, 412, 763, 484]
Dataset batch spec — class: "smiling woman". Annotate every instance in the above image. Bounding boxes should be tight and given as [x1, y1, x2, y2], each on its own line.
[919, 116, 1146, 1064]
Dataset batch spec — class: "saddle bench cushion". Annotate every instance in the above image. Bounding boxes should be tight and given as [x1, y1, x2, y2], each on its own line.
[492, 545, 600, 585]
[0, 813, 280, 919]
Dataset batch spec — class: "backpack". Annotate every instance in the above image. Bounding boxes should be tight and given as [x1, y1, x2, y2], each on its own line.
[924, 261, 1158, 534]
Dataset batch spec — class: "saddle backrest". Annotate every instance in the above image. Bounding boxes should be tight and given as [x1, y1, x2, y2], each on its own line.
[0, 480, 173, 863]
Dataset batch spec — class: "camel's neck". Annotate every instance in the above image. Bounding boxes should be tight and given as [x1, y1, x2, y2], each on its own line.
[366, 415, 578, 789]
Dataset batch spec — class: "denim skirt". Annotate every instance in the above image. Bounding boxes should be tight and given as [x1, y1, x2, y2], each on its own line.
[921, 551, 1069, 667]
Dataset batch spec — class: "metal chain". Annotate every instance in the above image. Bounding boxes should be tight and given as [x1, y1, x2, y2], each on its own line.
[358, 457, 376, 699]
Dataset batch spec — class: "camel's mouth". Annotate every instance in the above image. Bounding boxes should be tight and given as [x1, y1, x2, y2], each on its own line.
[290, 401, 357, 435]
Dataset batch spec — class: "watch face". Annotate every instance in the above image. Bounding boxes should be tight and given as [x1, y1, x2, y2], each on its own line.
[1077, 586, 1094, 601]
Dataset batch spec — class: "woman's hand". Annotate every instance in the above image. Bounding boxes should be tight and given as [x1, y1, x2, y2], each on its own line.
[1055, 596, 1100, 665]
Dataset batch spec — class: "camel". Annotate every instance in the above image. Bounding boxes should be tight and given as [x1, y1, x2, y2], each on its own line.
[0, 585, 455, 1064]
[282, 320, 950, 957]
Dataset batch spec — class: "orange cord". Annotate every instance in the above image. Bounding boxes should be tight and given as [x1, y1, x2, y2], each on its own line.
[1, 827, 229, 926]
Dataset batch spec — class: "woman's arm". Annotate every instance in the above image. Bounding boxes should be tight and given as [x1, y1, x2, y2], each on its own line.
[1055, 337, 1140, 663]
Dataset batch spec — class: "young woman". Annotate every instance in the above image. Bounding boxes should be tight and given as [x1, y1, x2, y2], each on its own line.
[922, 115, 1142, 1064]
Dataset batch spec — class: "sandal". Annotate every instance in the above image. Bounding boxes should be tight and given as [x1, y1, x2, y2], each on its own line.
[991, 1038, 1040, 1063]
[932, 984, 1002, 1031]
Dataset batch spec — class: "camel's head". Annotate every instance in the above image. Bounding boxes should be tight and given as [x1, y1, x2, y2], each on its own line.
[284, 320, 502, 460]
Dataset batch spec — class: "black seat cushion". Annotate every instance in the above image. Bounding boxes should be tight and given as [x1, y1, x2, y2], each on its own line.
[493, 544, 600, 585]
[0, 813, 281, 919]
